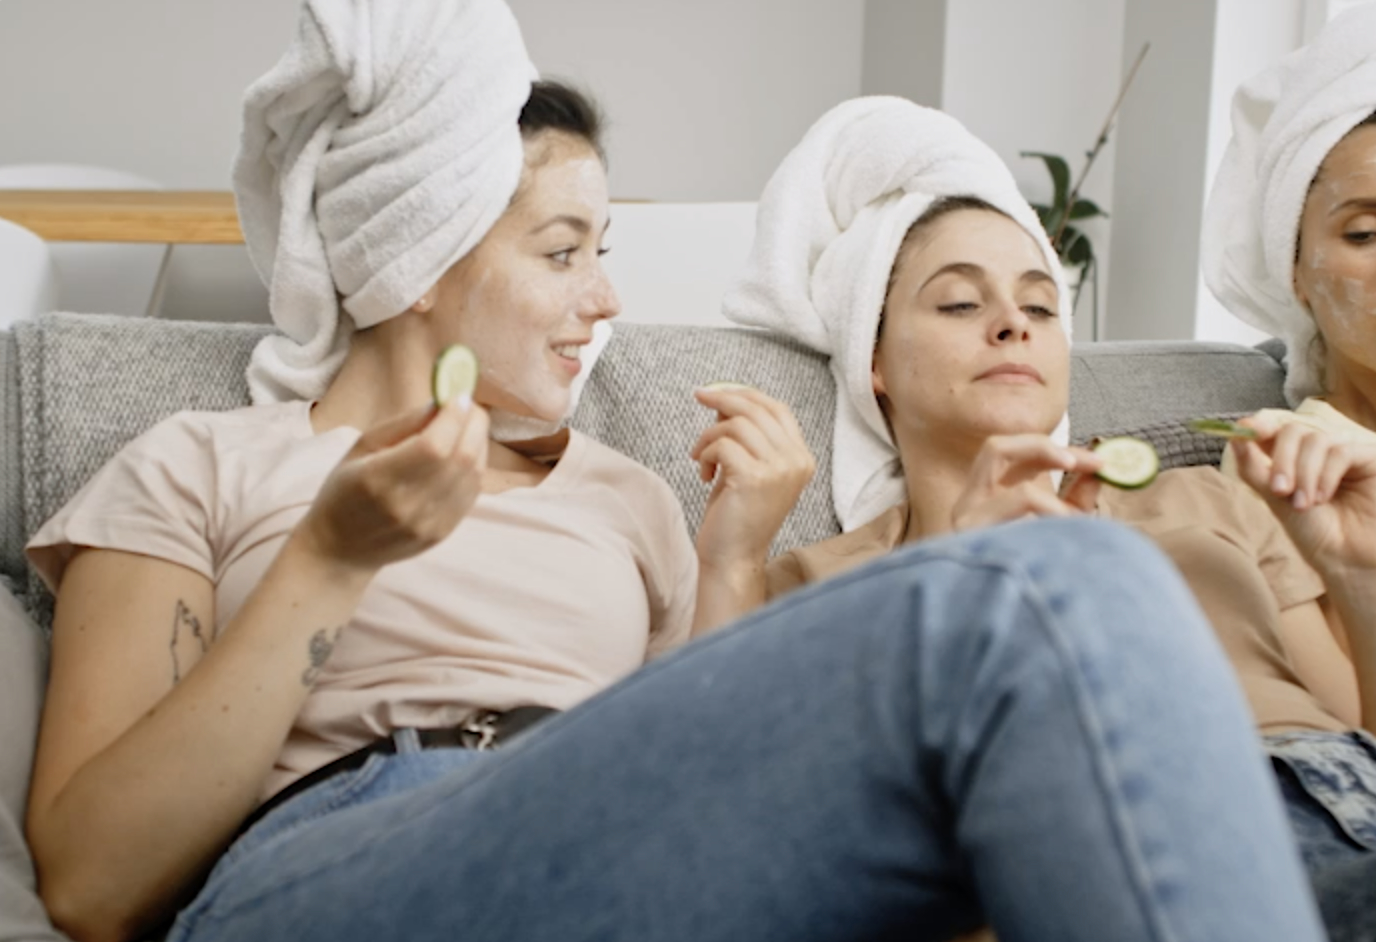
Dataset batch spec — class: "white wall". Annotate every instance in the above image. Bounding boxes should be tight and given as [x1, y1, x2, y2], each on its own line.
[509, 0, 866, 202]
[0, 0, 866, 321]
[0, 0, 294, 322]
[1104, 0, 1219, 341]
[941, 0, 1127, 342]
[860, 0, 945, 107]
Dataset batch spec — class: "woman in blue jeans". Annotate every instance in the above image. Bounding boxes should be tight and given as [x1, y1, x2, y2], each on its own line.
[23, 3, 1324, 941]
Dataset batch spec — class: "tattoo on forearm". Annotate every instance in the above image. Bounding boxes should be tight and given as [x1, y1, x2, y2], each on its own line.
[169, 600, 210, 684]
[301, 629, 338, 687]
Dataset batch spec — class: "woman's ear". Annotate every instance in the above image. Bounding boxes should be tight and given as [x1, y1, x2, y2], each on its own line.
[1292, 267, 1312, 314]
[410, 286, 438, 314]
[871, 356, 888, 399]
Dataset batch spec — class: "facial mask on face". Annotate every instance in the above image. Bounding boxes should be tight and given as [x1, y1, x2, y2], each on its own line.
[487, 317, 614, 442]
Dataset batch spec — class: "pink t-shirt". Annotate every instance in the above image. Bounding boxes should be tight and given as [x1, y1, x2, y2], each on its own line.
[27, 401, 698, 798]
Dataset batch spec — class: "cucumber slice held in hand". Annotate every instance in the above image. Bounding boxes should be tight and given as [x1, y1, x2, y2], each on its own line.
[431, 344, 479, 408]
[1092, 436, 1160, 490]
[1186, 417, 1259, 441]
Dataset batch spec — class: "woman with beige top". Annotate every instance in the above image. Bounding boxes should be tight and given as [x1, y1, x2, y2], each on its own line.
[1199, 9, 1376, 939]
[20, 3, 1331, 942]
[715, 92, 1375, 942]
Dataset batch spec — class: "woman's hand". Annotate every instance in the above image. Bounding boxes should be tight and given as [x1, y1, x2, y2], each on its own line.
[1230, 415, 1376, 576]
[690, 386, 816, 573]
[951, 435, 1104, 533]
[297, 396, 491, 572]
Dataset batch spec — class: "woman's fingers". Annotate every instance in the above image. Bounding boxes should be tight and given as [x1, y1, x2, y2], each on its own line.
[696, 437, 754, 486]
[1060, 470, 1103, 514]
[690, 414, 775, 464]
[972, 435, 1101, 489]
[1263, 422, 1307, 498]
[1231, 438, 1276, 500]
[1292, 432, 1338, 509]
[694, 386, 803, 454]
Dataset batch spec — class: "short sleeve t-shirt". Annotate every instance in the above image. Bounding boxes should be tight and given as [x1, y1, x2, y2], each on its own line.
[27, 401, 698, 799]
[766, 467, 1343, 737]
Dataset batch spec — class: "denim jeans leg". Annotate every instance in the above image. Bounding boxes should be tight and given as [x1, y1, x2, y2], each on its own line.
[172, 518, 1323, 942]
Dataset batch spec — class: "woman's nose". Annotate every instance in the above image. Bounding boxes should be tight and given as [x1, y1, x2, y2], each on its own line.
[989, 298, 1031, 343]
[581, 266, 621, 322]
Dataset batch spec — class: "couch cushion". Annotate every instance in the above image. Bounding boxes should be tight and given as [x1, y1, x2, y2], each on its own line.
[1069, 341, 1288, 436]
[0, 333, 21, 593]
[570, 324, 839, 557]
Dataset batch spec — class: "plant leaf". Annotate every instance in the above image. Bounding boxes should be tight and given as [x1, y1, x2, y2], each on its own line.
[1042, 206, 1066, 243]
[1069, 198, 1108, 220]
[1062, 227, 1094, 267]
[1020, 151, 1070, 210]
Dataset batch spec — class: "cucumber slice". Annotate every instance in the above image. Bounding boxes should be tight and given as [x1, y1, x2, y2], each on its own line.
[1093, 436, 1160, 490]
[431, 344, 479, 407]
[1186, 417, 1258, 441]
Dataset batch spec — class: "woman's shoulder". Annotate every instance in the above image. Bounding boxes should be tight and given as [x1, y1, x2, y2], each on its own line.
[123, 401, 310, 456]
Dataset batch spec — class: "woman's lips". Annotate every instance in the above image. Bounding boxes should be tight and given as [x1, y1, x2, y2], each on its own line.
[976, 363, 1044, 384]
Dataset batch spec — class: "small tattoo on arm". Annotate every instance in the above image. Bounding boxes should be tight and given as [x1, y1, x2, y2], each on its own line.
[301, 629, 338, 687]
[169, 600, 209, 684]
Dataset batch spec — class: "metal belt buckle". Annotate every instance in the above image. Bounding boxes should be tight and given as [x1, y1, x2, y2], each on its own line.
[459, 711, 502, 751]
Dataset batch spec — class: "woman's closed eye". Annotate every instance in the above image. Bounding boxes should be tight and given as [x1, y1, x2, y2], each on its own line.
[1023, 304, 1058, 318]
[1342, 230, 1376, 245]
[936, 301, 980, 315]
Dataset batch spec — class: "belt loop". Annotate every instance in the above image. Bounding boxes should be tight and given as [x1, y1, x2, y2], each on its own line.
[393, 727, 423, 755]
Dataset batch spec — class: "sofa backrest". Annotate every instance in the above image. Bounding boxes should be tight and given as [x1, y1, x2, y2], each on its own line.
[0, 314, 1291, 615]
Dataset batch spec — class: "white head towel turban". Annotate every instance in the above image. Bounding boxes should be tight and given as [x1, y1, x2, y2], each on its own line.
[234, 0, 537, 405]
[1203, 3, 1376, 406]
[724, 97, 1070, 531]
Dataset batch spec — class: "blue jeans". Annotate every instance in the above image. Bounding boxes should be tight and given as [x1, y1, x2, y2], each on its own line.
[167, 519, 1323, 942]
[1269, 731, 1376, 942]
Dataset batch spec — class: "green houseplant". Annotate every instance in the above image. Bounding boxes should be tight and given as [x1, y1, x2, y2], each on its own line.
[1020, 151, 1107, 274]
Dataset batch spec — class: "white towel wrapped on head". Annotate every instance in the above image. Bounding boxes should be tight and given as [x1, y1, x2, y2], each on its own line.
[235, 0, 536, 404]
[724, 97, 1070, 531]
[1203, 3, 1376, 406]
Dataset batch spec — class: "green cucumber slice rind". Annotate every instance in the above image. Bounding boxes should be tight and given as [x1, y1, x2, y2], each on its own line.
[1186, 417, 1258, 440]
[1093, 436, 1160, 490]
[432, 344, 479, 407]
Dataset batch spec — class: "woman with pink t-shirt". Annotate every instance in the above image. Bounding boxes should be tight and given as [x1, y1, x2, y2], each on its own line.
[21, 3, 1326, 942]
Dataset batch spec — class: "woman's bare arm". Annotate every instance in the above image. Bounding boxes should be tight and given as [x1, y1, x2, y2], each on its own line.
[28, 397, 490, 942]
[27, 542, 371, 942]
[1277, 600, 1362, 729]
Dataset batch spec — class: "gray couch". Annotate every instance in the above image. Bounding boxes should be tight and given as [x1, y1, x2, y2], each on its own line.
[0, 312, 1293, 941]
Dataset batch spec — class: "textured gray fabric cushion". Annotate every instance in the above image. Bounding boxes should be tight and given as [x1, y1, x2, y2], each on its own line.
[0, 333, 22, 593]
[2, 315, 1293, 617]
[1069, 342, 1288, 436]
[571, 325, 838, 555]
[0, 584, 64, 942]
[13, 316, 267, 617]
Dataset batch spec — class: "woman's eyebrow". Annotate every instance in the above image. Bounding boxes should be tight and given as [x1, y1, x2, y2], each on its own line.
[1021, 269, 1057, 287]
[529, 214, 592, 236]
[1329, 197, 1376, 217]
[919, 261, 984, 291]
